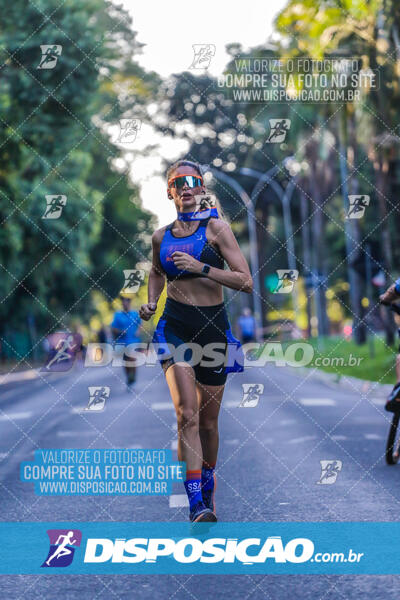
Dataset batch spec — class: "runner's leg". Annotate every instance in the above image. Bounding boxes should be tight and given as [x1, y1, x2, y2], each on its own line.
[125, 364, 136, 383]
[197, 383, 224, 468]
[165, 362, 202, 470]
[123, 353, 136, 385]
[197, 383, 224, 512]
[166, 362, 211, 515]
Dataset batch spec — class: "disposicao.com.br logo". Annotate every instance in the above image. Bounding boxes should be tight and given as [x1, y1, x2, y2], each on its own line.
[25, 524, 369, 574]
[83, 536, 363, 565]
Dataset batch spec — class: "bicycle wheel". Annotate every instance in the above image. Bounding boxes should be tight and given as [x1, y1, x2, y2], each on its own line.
[386, 412, 400, 465]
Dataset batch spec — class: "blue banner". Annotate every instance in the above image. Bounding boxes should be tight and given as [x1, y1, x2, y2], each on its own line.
[0, 522, 398, 574]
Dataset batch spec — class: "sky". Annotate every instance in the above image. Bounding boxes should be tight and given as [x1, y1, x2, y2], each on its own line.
[119, 0, 287, 226]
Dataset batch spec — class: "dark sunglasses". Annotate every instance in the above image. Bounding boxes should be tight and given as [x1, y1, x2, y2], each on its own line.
[167, 174, 203, 190]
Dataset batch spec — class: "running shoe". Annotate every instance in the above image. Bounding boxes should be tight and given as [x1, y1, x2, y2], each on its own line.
[385, 382, 400, 412]
[202, 473, 217, 515]
[189, 501, 217, 523]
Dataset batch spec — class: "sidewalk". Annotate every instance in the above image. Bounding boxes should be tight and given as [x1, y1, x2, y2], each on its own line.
[0, 362, 81, 386]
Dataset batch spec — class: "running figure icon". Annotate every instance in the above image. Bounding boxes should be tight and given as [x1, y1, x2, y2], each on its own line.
[346, 195, 370, 219]
[317, 460, 342, 485]
[45, 531, 76, 566]
[266, 119, 291, 143]
[37, 45, 62, 69]
[42, 194, 67, 219]
[45, 334, 76, 369]
[42, 332, 83, 372]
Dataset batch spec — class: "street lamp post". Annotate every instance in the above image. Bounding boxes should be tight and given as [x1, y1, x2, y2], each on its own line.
[204, 163, 301, 340]
[239, 166, 300, 316]
[204, 166, 263, 342]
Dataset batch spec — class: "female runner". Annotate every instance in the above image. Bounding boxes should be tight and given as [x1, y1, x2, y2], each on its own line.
[139, 160, 253, 522]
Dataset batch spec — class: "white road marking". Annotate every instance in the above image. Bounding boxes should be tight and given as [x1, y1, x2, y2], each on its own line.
[1, 387, 39, 402]
[57, 431, 93, 437]
[172, 423, 177, 431]
[171, 439, 178, 450]
[280, 419, 296, 425]
[331, 435, 347, 441]
[371, 398, 386, 406]
[70, 407, 106, 414]
[70, 407, 109, 414]
[299, 398, 336, 406]
[0, 411, 32, 421]
[288, 435, 317, 444]
[0, 370, 42, 385]
[364, 433, 383, 440]
[169, 494, 188, 508]
[151, 402, 174, 410]
[353, 417, 382, 424]
[224, 400, 240, 408]
[225, 439, 239, 446]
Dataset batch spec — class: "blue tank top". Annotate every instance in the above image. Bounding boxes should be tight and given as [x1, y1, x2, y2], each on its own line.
[159, 217, 224, 281]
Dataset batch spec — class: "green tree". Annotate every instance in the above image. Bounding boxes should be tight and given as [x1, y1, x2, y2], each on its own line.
[0, 0, 158, 359]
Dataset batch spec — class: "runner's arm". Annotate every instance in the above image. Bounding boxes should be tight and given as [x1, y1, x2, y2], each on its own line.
[111, 327, 123, 339]
[172, 220, 253, 293]
[380, 278, 400, 304]
[139, 230, 166, 320]
[148, 231, 166, 304]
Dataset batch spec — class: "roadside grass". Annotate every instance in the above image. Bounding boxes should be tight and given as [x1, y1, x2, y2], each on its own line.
[301, 335, 397, 384]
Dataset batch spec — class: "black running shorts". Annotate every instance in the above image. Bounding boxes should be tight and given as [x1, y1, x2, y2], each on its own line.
[152, 298, 244, 386]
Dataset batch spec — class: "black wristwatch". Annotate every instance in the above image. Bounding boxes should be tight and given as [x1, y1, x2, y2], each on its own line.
[201, 264, 211, 275]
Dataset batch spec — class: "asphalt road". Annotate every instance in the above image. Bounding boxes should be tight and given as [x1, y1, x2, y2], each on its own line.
[1, 357, 400, 599]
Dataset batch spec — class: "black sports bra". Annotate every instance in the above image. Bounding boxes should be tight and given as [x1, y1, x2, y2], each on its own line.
[159, 217, 224, 281]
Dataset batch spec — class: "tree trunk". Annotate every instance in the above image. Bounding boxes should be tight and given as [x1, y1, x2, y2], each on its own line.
[338, 107, 365, 344]
[300, 188, 312, 338]
[347, 110, 367, 344]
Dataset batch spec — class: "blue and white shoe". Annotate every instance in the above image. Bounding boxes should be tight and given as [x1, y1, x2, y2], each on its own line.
[189, 501, 216, 523]
[202, 473, 217, 516]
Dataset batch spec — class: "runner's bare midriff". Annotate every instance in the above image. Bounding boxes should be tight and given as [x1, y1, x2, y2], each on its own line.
[166, 276, 223, 306]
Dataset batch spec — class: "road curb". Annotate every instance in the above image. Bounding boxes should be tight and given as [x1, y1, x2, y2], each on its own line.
[287, 366, 392, 398]
[0, 364, 79, 387]
[0, 368, 48, 386]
